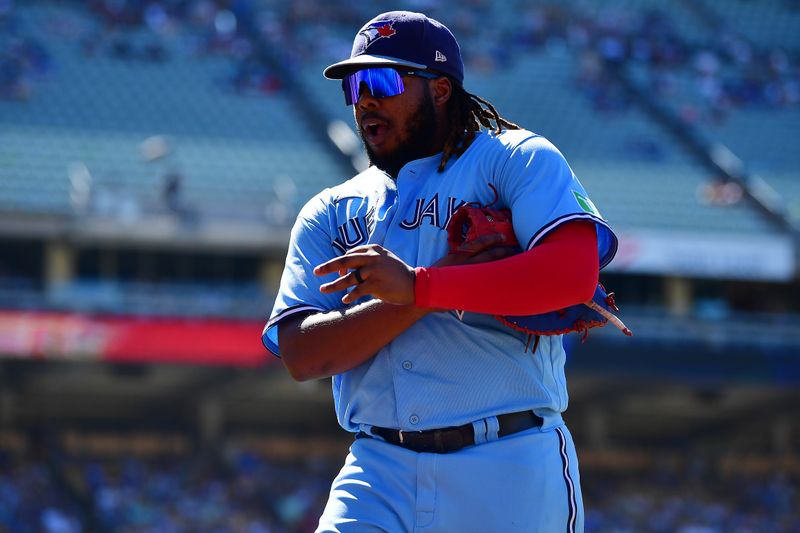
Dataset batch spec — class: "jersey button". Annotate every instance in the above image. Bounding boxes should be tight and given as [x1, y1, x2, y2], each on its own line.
[402, 360, 413, 370]
[409, 415, 419, 425]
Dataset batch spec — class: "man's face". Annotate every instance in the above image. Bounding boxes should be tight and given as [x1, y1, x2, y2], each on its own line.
[353, 72, 439, 177]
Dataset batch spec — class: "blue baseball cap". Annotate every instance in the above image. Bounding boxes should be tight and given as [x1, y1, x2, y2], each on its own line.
[324, 11, 464, 84]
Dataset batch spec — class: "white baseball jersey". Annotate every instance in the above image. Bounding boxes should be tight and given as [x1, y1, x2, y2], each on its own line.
[263, 129, 617, 434]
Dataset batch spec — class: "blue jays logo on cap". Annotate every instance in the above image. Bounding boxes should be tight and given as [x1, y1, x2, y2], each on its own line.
[361, 20, 397, 47]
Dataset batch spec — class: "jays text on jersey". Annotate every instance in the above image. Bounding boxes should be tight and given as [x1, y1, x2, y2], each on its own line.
[263, 129, 617, 434]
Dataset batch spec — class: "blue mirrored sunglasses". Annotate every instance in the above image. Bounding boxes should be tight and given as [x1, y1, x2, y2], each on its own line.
[342, 67, 440, 106]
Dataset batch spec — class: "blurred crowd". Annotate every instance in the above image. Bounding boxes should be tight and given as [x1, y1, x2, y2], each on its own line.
[0, 443, 335, 533]
[0, 0, 284, 97]
[4, 0, 797, 117]
[74, 451, 330, 532]
[583, 463, 799, 532]
[508, 3, 800, 123]
[2, 440, 798, 533]
[70, 0, 503, 93]
[0, 455, 83, 533]
[80, 0, 283, 95]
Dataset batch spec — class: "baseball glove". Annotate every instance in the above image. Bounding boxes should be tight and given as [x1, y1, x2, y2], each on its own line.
[446, 203, 632, 344]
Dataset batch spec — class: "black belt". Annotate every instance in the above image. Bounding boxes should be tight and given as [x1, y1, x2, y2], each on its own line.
[357, 410, 543, 454]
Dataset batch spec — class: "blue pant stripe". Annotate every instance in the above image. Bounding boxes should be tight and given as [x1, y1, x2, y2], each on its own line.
[556, 427, 577, 533]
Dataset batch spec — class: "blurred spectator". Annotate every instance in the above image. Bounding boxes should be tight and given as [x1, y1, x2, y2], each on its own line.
[162, 170, 183, 215]
[624, 136, 665, 162]
[0, 53, 31, 100]
[0, 453, 83, 533]
[0, 35, 50, 100]
[696, 178, 744, 207]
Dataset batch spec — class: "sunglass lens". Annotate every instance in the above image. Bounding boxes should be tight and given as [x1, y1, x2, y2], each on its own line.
[343, 74, 360, 106]
[342, 68, 405, 106]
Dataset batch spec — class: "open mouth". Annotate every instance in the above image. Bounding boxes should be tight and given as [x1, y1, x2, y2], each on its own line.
[361, 116, 390, 146]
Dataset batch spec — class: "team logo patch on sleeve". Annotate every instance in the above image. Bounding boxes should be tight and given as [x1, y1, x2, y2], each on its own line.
[572, 190, 601, 217]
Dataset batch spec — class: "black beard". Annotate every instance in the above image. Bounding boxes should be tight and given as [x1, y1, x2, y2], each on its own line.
[358, 90, 439, 178]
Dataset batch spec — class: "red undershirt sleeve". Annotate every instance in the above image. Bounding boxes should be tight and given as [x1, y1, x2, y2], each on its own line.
[414, 221, 599, 315]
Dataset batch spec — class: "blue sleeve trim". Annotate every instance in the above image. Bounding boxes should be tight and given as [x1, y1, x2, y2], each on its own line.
[525, 213, 618, 270]
[262, 304, 324, 357]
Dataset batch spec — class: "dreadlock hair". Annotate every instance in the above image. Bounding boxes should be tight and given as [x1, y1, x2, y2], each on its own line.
[438, 81, 522, 172]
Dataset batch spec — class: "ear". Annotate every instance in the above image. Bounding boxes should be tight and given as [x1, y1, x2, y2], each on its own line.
[430, 76, 452, 107]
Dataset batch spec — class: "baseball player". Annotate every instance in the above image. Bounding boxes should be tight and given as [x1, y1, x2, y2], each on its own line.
[262, 11, 618, 533]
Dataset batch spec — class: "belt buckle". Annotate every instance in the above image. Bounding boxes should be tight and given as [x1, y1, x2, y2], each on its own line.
[398, 430, 425, 449]
[398, 430, 419, 445]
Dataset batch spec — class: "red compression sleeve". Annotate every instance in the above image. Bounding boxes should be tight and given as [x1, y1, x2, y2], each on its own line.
[414, 221, 599, 315]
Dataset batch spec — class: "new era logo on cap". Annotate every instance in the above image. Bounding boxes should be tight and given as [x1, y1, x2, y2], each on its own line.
[435, 50, 447, 62]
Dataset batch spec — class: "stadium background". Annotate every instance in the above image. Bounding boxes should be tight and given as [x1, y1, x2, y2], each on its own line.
[1, 0, 799, 531]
